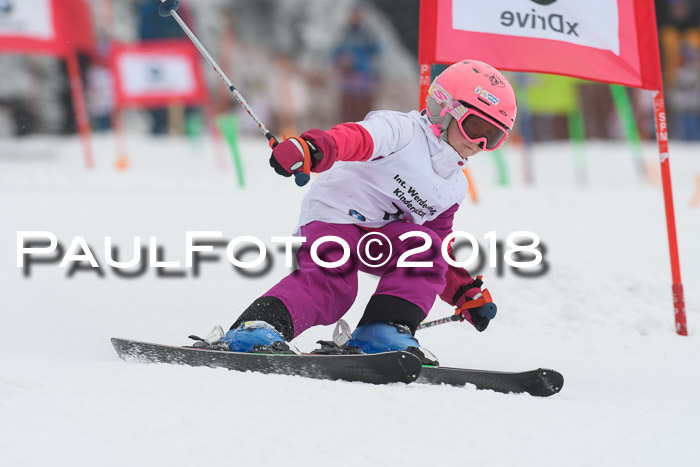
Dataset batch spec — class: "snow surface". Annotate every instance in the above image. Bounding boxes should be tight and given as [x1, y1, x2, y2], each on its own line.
[1, 134, 699, 466]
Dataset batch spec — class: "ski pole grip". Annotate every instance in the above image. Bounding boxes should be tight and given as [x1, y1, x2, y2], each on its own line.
[294, 172, 310, 187]
[266, 132, 279, 149]
[267, 133, 310, 187]
[158, 0, 180, 17]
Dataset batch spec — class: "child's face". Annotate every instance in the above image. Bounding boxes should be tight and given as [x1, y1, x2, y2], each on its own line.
[446, 119, 483, 159]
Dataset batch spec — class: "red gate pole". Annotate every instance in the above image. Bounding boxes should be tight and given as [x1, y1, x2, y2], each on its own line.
[653, 88, 688, 336]
[417, 0, 437, 107]
[419, 63, 431, 109]
[66, 52, 95, 169]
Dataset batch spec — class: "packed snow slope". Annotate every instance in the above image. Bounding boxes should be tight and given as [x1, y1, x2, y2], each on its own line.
[1, 134, 699, 467]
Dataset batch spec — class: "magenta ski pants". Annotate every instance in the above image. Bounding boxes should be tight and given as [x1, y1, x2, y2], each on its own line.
[262, 221, 448, 338]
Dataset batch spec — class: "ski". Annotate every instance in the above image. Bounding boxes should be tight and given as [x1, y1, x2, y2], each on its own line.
[111, 338, 563, 395]
[416, 365, 564, 397]
[111, 338, 422, 385]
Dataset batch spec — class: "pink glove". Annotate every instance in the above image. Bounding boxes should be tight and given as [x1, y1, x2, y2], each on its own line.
[439, 266, 485, 308]
[439, 242, 497, 332]
[269, 129, 337, 177]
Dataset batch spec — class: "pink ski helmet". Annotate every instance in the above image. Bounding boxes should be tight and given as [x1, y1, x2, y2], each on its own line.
[426, 60, 517, 151]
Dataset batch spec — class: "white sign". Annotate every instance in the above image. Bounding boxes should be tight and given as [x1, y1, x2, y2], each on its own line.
[118, 52, 197, 97]
[452, 0, 620, 55]
[0, 0, 54, 39]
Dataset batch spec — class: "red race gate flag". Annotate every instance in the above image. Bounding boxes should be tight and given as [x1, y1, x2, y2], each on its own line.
[419, 0, 661, 101]
[0, 0, 95, 168]
[0, 0, 59, 54]
[64, 0, 96, 55]
[110, 40, 208, 109]
[0, 0, 95, 55]
[419, 0, 688, 335]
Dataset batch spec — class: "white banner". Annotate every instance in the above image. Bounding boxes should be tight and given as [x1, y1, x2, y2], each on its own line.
[118, 52, 197, 97]
[0, 0, 54, 39]
[452, 0, 620, 55]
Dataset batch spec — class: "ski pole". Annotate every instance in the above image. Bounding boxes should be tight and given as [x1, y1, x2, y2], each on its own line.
[417, 289, 496, 331]
[416, 313, 463, 331]
[157, 0, 311, 187]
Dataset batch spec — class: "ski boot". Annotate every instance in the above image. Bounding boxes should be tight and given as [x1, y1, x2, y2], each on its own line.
[190, 321, 299, 354]
[345, 322, 439, 366]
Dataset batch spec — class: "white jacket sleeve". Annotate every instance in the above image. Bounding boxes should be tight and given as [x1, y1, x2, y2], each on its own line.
[357, 111, 416, 160]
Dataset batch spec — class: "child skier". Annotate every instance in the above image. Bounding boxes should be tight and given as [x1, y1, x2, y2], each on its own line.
[218, 60, 517, 364]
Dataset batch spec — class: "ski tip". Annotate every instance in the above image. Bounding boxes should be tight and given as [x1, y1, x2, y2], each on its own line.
[532, 368, 564, 397]
[111, 337, 138, 359]
[110, 337, 125, 349]
[111, 337, 138, 350]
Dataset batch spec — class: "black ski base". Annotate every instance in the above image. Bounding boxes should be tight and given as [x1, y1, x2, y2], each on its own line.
[417, 366, 564, 397]
[111, 338, 422, 385]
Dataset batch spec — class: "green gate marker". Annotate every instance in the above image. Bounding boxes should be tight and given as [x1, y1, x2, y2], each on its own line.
[217, 113, 246, 187]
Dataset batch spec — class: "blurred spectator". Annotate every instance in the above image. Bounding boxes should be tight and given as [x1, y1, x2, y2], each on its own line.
[656, 0, 700, 140]
[138, 0, 189, 41]
[86, 52, 114, 132]
[0, 56, 40, 136]
[670, 39, 700, 139]
[657, 0, 700, 86]
[57, 53, 91, 135]
[137, 0, 195, 135]
[332, 4, 382, 123]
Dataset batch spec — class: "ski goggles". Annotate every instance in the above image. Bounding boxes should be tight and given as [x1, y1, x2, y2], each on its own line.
[455, 104, 509, 151]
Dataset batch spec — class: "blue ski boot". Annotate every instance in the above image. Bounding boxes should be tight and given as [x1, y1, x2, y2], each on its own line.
[217, 321, 300, 354]
[345, 322, 439, 365]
